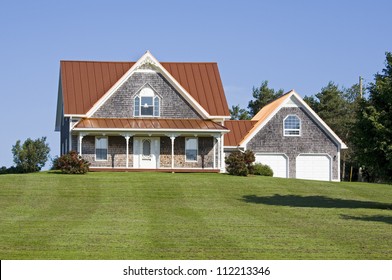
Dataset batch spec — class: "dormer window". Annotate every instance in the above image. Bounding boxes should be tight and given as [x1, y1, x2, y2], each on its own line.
[134, 87, 160, 117]
[284, 115, 301, 136]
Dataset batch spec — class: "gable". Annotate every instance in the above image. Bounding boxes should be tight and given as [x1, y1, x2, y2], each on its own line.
[240, 90, 347, 149]
[92, 71, 202, 119]
[59, 53, 230, 118]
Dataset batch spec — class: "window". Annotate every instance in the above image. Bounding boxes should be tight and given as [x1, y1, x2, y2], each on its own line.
[185, 138, 198, 161]
[284, 115, 301, 136]
[95, 137, 108, 161]
[134, 87, 160, 117]
[142, 139, 151, 160]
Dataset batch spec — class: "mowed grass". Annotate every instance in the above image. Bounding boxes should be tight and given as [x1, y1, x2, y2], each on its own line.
[0, 172, 391, 260]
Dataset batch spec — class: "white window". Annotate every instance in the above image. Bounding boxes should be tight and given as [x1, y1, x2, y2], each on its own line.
[95, 137, 108, 161]
[284, 115, 301, 136]
[185, 138, 198, 162]
[134, 87, 160, 117]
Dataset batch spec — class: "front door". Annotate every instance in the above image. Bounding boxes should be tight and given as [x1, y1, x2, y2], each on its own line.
[133, 137, 160, 168]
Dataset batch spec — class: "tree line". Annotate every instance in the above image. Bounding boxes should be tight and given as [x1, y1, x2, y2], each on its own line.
[230, 52, 392, 183]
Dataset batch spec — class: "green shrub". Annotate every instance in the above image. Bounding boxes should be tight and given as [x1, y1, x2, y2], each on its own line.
[56, 151, 90, 174]
[225, 150, 255, 176]
[253, 163, 274, 176]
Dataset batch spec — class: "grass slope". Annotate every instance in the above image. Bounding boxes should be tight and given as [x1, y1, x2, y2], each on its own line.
[0, 172, 391, 259]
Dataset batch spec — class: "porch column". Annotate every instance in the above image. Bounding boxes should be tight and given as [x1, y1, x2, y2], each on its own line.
[78, 133, 85, 156]
[220, 135, 225, 173]
[216, 136, 221, 170]
[125, 135, 130, 168]
[170, 136, 176, 169]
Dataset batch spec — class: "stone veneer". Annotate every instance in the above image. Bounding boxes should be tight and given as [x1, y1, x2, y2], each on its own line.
[78, 135, 215, 169]
[247, 107, 339, 180]
[92, 72, 202, 119]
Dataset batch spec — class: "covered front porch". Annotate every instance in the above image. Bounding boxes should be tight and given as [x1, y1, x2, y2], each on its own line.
[68, 118, 228, 172]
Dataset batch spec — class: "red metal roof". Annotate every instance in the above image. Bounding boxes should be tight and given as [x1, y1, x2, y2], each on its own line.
[60, 60, 229, 117]
[224, 120, 258, 146]
[75, 118, 229, 131]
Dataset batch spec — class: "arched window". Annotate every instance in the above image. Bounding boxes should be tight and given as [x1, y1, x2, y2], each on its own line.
[284, 115, 301, 136]
[142, 139, 151, 159]
[134, 87, 160, 117]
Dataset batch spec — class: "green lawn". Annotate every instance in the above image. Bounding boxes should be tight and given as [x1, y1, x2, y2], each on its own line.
[0, 172, 391, 259]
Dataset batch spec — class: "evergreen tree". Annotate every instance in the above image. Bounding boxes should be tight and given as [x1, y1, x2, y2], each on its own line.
[247, 81, 284, 117]
[353, 52, 392, 181]
[229, 104, 251, 120]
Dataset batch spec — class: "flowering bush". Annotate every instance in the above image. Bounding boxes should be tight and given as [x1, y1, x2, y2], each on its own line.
[56, 151, 90, 174]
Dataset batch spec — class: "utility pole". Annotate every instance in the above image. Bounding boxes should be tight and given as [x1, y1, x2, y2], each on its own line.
[359, 76, 363, 98]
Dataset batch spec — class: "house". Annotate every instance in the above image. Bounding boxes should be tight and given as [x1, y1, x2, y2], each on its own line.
[55, 51, 230, 172]
[224, 91, 347, 181]
[55, 51, 347, 180]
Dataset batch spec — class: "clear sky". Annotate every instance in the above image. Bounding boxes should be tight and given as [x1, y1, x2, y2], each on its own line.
[0, 0, 391, 168]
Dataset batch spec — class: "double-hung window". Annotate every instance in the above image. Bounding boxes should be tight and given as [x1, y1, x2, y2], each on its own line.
[134, 87, 160, 117]
[95, 137, 108, 161]
[185, 138, 198, 162]
[284, 115, 301, 136]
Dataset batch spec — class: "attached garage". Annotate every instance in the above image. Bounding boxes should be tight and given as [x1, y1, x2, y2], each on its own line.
[296, 154, 331, 181]
[255, 154, 288, 178]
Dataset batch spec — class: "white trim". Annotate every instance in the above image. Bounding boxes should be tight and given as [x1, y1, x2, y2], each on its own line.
[89, 166, 219, 170]
[337, 150, 341, 182]
[65, 114, 86, 118]
[85, 51, 213, 119]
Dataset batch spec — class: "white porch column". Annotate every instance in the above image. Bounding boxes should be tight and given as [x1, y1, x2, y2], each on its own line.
[125, 135, 130, 168]
[216, 136, 221, 170]
[170, 136, 176, 169]
[220, 134, 225, 173]
[78, 133, 85, 156]
[213, 137, 216, 169]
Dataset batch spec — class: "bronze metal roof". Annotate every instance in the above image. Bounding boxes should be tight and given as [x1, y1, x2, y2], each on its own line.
[75, 118, 229, 132]
[60, 61, 229, 117]
[224, 120, 258, 146]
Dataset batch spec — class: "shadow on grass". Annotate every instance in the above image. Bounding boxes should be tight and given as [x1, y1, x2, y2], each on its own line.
[241, 194, 392, 210]
[341, 214, 392, 225]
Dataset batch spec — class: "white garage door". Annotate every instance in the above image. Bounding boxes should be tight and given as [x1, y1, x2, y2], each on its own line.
[296, 154, 331, 181]
[255, 154, 288, 178]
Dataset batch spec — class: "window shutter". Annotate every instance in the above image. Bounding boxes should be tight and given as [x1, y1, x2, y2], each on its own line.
[154, 96, 160, 116]
[134, 96, 140, 116]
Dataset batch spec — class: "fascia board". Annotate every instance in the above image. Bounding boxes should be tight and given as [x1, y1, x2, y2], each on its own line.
[291, 91, 348, 149]
[239, 94, 290, 147]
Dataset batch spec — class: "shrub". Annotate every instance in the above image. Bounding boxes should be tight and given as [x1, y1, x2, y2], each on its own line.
[56, 151, 90, 174]
[225, 150, 255, 176]
[0, 166, 7, 174]
[253, 163, 274, 176]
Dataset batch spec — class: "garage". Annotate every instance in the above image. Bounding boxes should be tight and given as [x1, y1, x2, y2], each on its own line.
[296, 154, 331, 181]
[255, 154, 288, 178]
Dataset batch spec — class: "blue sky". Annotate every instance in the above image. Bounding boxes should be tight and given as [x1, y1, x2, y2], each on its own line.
[0, 0, 391, 168]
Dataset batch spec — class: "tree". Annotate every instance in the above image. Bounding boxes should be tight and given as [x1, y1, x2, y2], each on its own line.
[303, 81, 361, 180]
[12, 137, 50, 173]
[247, 81, 284, 117]
[229, 104, 251, 120]
[353, 52, 392, 181]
